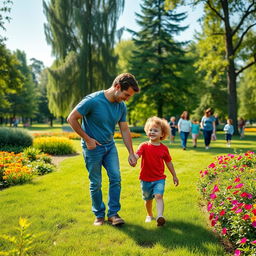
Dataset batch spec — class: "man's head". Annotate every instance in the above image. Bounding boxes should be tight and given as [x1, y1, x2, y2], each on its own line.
[112, 73, 139, 102]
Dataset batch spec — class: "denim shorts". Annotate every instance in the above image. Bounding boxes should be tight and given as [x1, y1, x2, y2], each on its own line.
[140, 179, 165, 200]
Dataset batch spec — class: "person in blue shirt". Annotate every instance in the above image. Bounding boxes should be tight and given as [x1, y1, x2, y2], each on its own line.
[67, 73, 139, 226]
[200, 108, 216, 150]
[191, 119, 200, 148]
[223, 119, 234, 147]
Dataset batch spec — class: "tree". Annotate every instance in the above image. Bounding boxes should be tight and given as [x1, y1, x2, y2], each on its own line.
[0, 0, 12, 44]
[128, 0, 190, 119]
[165, 0, 256, 133]
[43, 0, 124, 116]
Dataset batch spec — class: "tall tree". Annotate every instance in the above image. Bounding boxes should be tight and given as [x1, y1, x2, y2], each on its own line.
[165, 0, 256, 133]
[43, 0, 124, 116]
[129, 0, 190, 118]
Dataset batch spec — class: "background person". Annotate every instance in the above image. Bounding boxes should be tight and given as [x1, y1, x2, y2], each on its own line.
[168, 116, 177, 143]
[134, 116, 179, 227]
[224, 119, 234, 147]
[67, 73, 139, 226]
[191, 119, 200, 148]
[200, 108, 216, 150]
[177, 111, 191, 150]
[238, 117, 246, 138]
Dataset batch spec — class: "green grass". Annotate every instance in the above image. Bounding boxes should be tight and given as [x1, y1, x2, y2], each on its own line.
[0, 132, 255, 256]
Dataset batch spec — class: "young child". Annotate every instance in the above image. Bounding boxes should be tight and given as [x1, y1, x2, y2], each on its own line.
[134, 116, 179, 227]
[168, 116, 177, 143]
[223, 119, 234, 147]
[191, 119, 200, 148]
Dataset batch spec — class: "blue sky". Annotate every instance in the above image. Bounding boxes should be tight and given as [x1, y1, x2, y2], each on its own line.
[4, 0, 202, 67]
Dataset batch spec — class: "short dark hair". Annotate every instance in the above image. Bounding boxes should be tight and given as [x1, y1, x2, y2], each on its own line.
[112, 73, 139, 92]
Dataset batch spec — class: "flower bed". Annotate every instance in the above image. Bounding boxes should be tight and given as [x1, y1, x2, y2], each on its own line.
[198, 152, 256, 256]
[0, 151, 55, 188]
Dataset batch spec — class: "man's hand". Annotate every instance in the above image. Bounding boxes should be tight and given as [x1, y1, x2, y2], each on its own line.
[86, 138, 102, 150]
[128, 153, 137, 167]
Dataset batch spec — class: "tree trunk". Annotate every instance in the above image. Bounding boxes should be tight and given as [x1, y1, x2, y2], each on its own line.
[222, 0, 238, 134]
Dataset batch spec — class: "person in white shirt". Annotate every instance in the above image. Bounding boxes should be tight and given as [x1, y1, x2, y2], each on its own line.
[177, 111, 192, 150]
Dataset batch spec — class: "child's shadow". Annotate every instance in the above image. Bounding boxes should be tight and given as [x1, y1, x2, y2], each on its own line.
[118, 220, 227, 255]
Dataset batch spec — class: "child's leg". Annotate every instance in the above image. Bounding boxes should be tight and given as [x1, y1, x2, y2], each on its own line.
[155, 194, 164, 217]
[145, 199, 153, 217]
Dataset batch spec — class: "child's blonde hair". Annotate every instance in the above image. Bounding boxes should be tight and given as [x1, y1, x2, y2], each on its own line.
[144, 116, 170, 140]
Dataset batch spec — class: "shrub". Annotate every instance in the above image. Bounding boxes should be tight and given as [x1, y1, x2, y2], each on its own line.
[31, 161, 55, 175]
[33, 136, 76, 155]
[198, 152, 256, 256]
[0, 128, 33, 151]
[23, 147, 42, 161]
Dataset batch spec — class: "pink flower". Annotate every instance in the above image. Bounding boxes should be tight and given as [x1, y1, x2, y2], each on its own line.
[208, 163, 216, 168]
[232, 200, 238, 205]
[212, 185, 219, 193]
[234, 249, 241, 256]
[244, 204, 252, 210]
[235, 183, 244, 188]
[237, 156, 242, 160]
[251, 240, 256, 244]
[222, 227, 227, 235]
[235, 208, 242, 214]
[252, 221, 256, 228]
[234, 177, 241, 183]
[242, 214, 250, 220]
[207, 202, 213, 211]
[240, 237, 247, 244]
[220, 210, 226, 216]
[210, 193, 217, 199]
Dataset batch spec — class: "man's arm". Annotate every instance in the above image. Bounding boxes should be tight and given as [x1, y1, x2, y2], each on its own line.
[67, 109, 101, 150]
[118, 121, 137, 167]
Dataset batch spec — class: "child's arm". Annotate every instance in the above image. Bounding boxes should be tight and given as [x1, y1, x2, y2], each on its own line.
[166, 161, 179, 186]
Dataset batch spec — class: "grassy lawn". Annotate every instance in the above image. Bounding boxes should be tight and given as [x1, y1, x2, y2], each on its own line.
[0, 131, 255, 255]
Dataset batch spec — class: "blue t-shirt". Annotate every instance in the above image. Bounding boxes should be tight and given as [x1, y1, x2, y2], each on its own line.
[76, 91, 127, 146]
[201, 116, 215, 131]
[191, 123, 200, 134]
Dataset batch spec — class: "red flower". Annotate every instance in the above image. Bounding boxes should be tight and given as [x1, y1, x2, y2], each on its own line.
[242, 214, 250, 220]
[220, 210, 226, 216]
[222, 227, 227, 235]
[252, 209, 256, 215]
[244, 204, 252, 210]
[227, 185, 232, 189]
[234, 177, 241, 183]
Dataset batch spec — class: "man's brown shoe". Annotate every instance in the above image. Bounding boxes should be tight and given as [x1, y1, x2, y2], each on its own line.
[157, 216, 166, 227]
[93, 217, 104, 226]
[108, 214, 125, 226]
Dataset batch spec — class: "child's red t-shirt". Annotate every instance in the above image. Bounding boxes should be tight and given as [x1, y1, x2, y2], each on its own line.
[136, 142, 172, 182]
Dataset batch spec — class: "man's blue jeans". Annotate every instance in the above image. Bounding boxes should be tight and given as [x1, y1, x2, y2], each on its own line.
[82, 141, 121, 218]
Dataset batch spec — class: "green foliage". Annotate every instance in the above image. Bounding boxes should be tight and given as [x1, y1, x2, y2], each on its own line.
[31, 162, 55, 176]
[129, 0, 191, 118]
[23, 147, 42, 161]
[33, 136, 76, 155]
[0, 217, 37, 256]
[43, 0, 125, 116]
[0, 128, 33, 149]
[198, 152, 256, 256]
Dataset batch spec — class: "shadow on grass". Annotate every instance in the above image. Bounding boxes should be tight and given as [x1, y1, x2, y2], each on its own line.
[118, 221, 227, 255]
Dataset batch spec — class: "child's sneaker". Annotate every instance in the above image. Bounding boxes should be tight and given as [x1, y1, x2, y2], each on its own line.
[156, 216, 166, 226]
[145, 216, 154, 223]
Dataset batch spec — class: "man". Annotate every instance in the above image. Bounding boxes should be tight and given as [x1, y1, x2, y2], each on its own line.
[67, 73, 139, 226]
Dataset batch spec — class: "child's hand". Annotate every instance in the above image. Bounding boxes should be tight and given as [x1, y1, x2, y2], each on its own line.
[173, 176, 179, 186]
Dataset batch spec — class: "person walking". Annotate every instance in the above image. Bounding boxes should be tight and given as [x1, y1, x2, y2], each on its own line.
[238, 117, 246, 138]
[224, 119, 234, 147]
[134, 116, 179, 227]
[191, 119, 200, 148]
[168, 116, 177, 143]
[67, 73, 139, 226]
[200, 108, 216, 150]
[177, 111, 191, 150]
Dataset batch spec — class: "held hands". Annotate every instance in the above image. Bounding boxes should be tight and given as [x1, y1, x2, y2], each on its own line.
[128, 153, 137, 167]
[86, 138, 102, 150]
[173, 176, 179, 186]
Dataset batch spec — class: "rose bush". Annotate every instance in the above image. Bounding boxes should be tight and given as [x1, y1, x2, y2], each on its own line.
[198, 152, 256, 256]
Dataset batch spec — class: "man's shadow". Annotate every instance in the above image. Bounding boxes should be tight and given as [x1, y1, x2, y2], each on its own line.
[116, 220, 227, 255]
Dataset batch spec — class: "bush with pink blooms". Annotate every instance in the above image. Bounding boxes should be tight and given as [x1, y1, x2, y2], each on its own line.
[198, 152, 256, 256]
